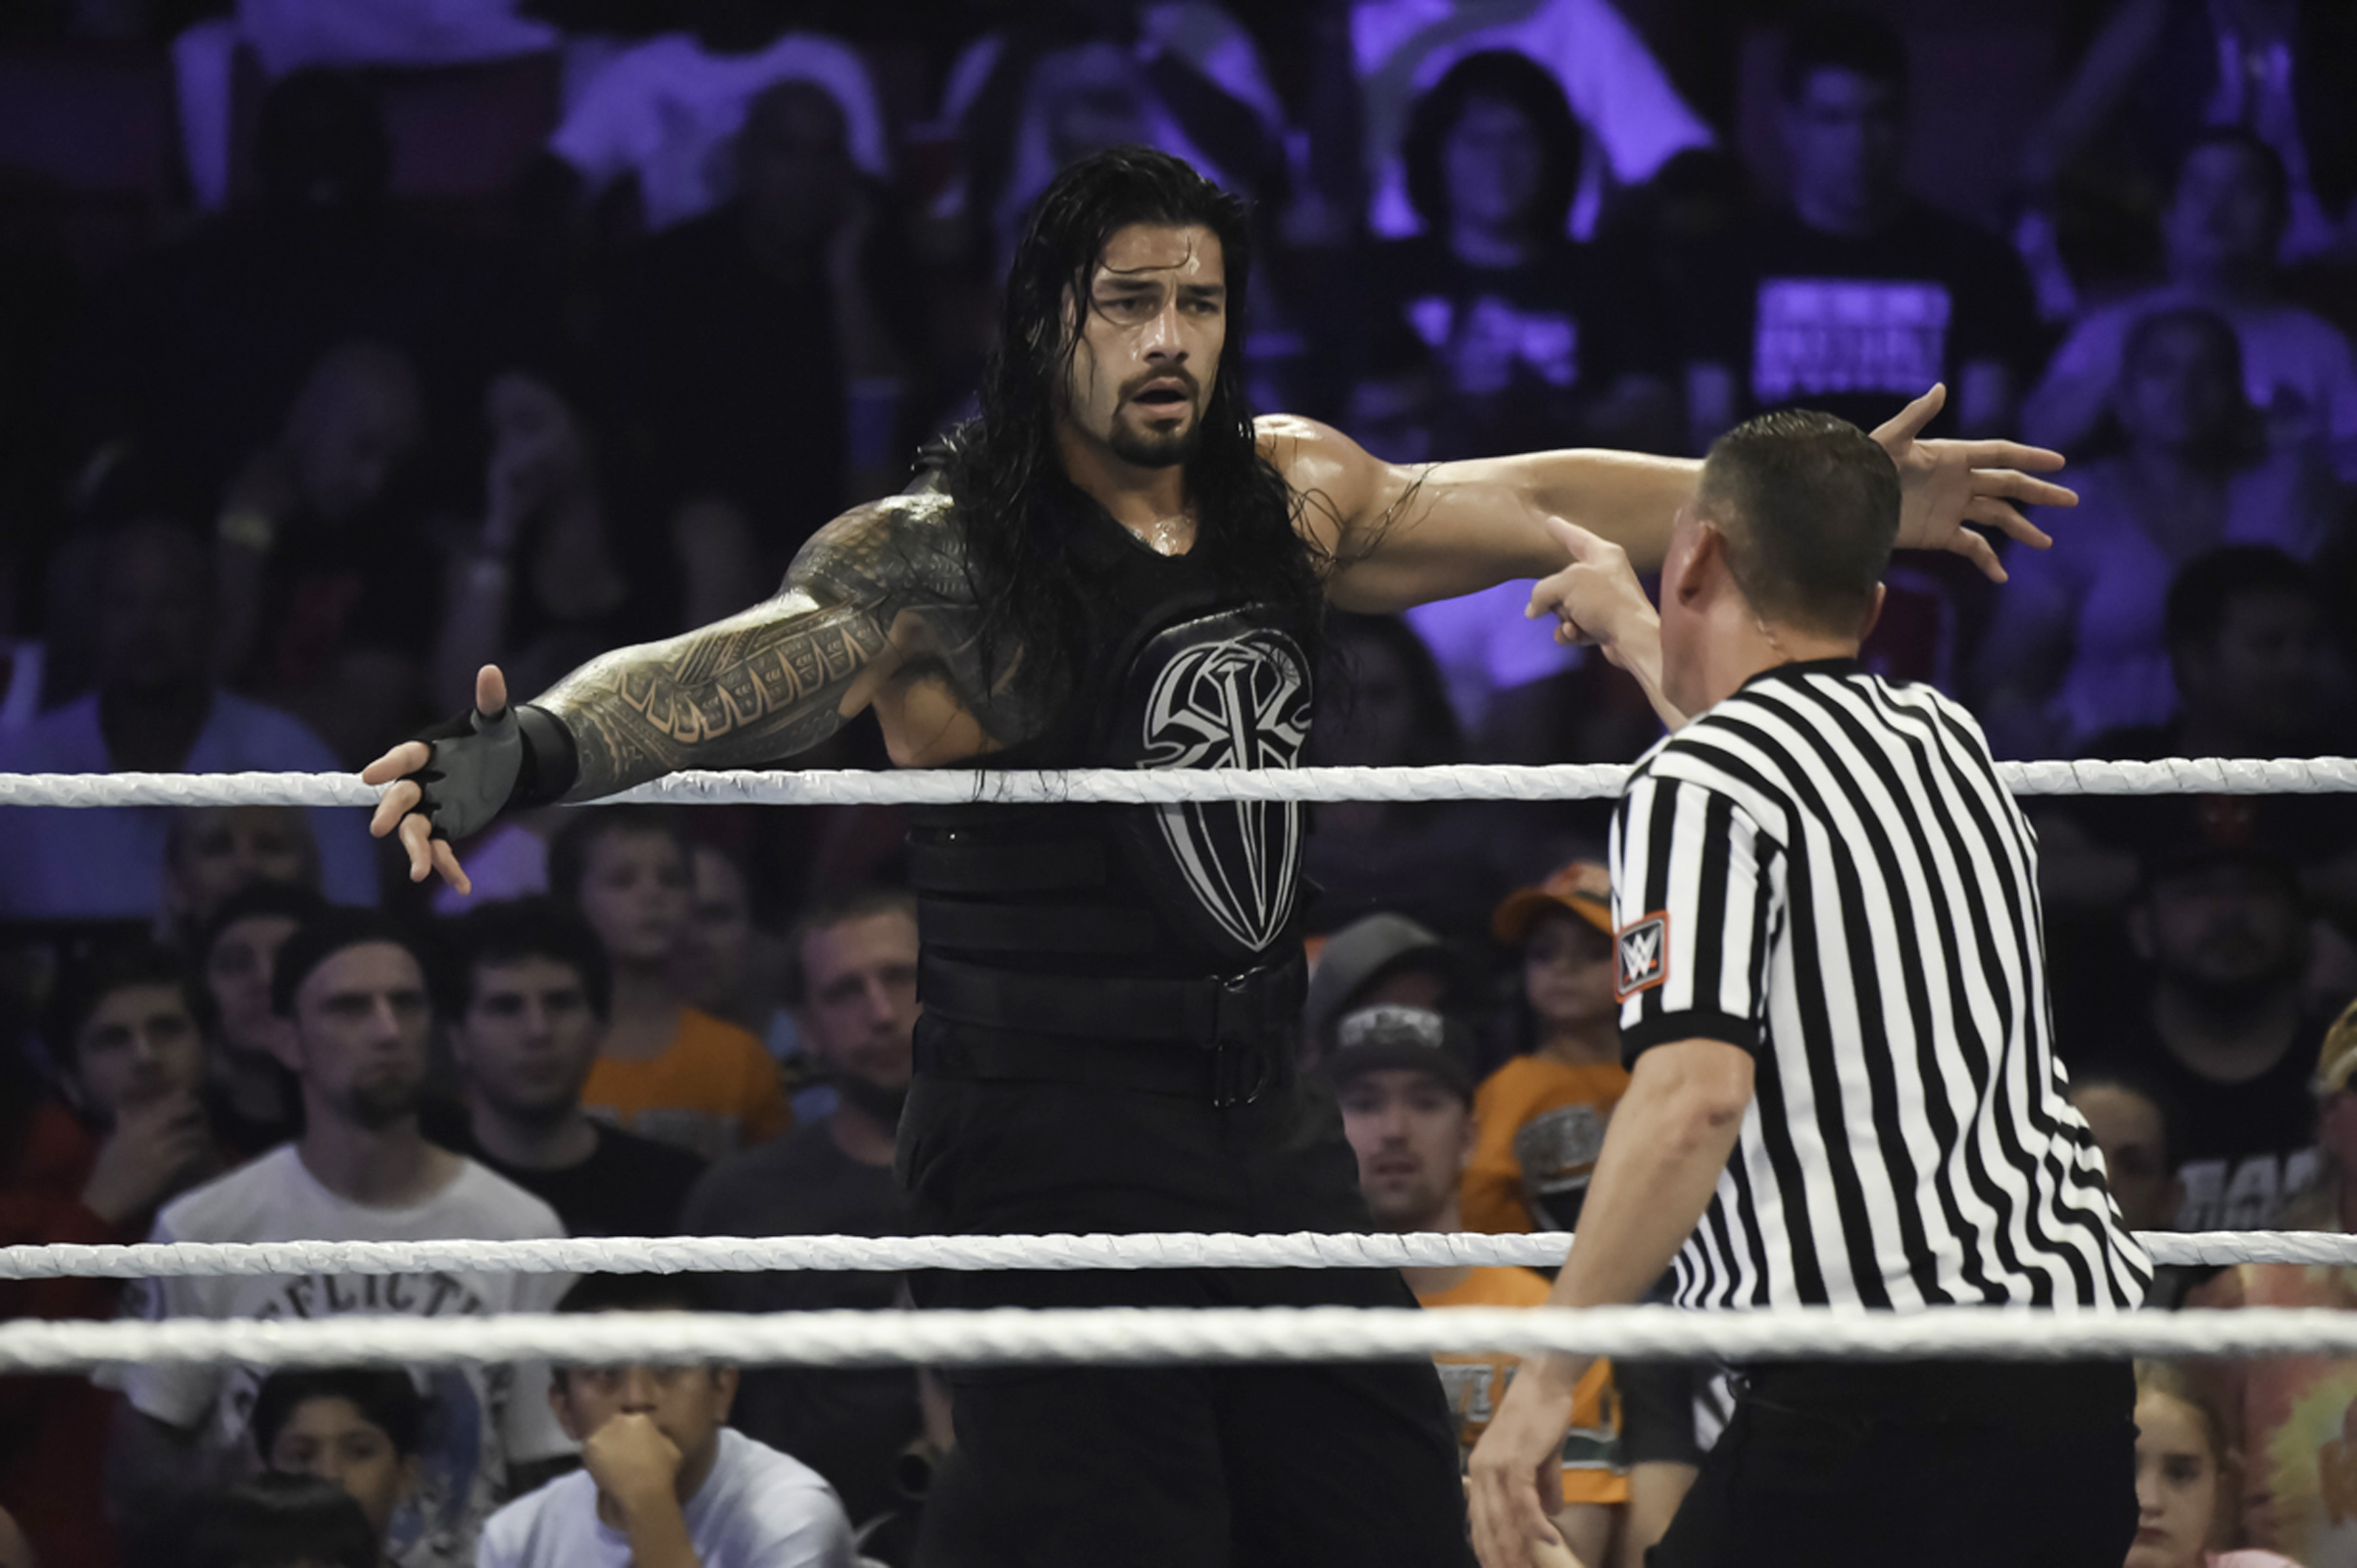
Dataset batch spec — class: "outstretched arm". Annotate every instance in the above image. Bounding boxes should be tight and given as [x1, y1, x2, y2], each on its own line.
[363, 496, 979, 888]
[1272, 386, 2078, 615]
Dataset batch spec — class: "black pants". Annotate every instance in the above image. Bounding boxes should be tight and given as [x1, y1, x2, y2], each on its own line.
[1649, 1359, 2138, 1568]
[898, 1051, 1474, 1568]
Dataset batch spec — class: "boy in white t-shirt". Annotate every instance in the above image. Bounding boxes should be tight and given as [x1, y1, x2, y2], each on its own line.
[479, 1273, 853, 1568]
[102, 910, 577, 1568]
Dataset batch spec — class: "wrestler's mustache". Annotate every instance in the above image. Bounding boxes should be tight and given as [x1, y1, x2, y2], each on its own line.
[1122, 369, 1202, 407]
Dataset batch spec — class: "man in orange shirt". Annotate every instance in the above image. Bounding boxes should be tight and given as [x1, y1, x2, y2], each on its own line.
[549, 809, 792, 1160]
[1465, 861, 1630, 1234]
[1333, 1002, 1628, 1565]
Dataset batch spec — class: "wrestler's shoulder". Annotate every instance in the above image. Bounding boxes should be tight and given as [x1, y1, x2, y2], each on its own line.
[1253, 412, 1372, 475]
[790, 490, 976, 603]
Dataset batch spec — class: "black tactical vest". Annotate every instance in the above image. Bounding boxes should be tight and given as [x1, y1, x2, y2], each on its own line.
[907, 505, 1316, 996]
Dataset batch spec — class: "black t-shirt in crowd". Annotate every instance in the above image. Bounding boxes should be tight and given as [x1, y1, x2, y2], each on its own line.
[1685, 202, 2043, 437]
[2069, 1012, 2324, 1231]
[681, 1119, 915, 1527]
[1362, 234, 1672, 458]
[434, 1113, 706, 1239]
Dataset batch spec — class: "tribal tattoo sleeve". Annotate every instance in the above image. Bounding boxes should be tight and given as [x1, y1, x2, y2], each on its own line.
[534, 492, 1004, 798]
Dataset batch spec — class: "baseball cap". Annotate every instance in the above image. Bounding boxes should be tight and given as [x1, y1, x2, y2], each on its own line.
[1492, 860, 1613, 946]
[1302, 913, 1452, 1048]
[1323, 1003, 1474, 1102]
[2315, 997, 2357, 1095]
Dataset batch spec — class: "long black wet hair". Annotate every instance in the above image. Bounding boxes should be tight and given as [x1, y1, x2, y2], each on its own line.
[934, 146, 1326, 710]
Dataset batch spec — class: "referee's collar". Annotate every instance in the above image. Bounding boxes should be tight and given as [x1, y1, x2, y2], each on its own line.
[1740, 655, 1865, 691]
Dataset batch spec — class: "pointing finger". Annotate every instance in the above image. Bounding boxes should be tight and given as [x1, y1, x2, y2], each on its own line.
[1541, 513, 1611, 563]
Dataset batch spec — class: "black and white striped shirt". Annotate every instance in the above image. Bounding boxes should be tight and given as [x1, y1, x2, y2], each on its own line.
[1609, 659, 2151, 1312]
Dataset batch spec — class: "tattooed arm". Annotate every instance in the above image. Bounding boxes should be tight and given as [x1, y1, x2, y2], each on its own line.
[364, 494, 1006, 886]
[1264, 387, 2076, 616]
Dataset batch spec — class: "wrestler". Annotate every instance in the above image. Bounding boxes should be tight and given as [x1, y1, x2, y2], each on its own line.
[365, 149, 2073, 1568]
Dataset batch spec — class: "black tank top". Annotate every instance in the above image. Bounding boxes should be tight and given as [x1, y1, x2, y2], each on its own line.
[907, 507, 1315, 982]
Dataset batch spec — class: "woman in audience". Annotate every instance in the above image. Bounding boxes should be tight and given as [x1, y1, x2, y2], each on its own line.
[1977, 306, 2341, 757]
[2129, 1360, 2303, 1568]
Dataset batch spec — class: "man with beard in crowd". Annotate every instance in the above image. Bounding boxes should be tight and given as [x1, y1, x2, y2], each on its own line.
[105, 910, 574, 1568]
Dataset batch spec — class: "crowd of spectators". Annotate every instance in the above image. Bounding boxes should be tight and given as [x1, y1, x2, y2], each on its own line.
[3, 1, 2357, 1566]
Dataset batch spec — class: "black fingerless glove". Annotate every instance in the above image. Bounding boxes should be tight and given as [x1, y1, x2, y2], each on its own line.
[405, 703, 579, 841]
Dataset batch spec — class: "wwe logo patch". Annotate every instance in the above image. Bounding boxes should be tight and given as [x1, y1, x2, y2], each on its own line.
[1615, 912, 1668, 1000]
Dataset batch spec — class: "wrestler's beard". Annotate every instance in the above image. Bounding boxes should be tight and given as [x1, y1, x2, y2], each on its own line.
[835, 1072, 910, 1129]
[1108, 409, 1203, 468]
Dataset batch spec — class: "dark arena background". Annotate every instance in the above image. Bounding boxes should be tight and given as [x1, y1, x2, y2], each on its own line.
[1, 3, 2356, 1567]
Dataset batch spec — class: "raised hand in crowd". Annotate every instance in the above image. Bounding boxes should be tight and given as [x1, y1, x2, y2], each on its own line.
[79, 1089, 213, 1228]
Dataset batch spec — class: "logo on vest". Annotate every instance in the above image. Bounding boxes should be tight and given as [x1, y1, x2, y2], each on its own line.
[1615, 911, 1668, 1000]
[1139, 629, 1311, 953]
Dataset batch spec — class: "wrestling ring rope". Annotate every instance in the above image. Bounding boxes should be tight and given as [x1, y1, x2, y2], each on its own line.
[6, 753, 2354, 1376]
[11, 1304, 2357, 1375]
[1, 756, 2352, 809]
[1, 1228, 2347, 1279]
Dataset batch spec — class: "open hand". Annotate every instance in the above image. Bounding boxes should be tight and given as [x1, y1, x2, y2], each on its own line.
[1469, 1357, 1583, 1568]
[1873, 384, 2077, 581]
[359, 664, 509, 892]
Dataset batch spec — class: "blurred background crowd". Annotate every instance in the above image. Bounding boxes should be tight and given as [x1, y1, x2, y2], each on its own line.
[1, 1, 2356, 1566]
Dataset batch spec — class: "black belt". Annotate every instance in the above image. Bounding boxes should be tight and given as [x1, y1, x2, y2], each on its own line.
[915, 952, 1305, 1106]
[1736, 1357, 2132, 1431]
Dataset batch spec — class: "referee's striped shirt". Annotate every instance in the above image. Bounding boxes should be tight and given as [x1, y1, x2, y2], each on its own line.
[1609, 658, 2151, 1312]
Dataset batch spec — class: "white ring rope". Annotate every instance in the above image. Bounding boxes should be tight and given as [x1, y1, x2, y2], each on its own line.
[3, 1304, 2355, 1376]
[0, 757, 2351, 810]
[0, 1228, 2323, 1281]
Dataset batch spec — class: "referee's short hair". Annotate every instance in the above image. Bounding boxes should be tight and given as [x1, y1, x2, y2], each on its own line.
[1697, 409, 1899, 638]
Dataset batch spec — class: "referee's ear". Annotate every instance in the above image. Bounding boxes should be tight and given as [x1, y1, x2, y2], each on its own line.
[1856, 582, 1887, 642]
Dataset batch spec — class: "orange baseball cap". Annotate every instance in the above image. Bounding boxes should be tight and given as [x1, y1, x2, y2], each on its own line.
[1491, 860, 1613, 945]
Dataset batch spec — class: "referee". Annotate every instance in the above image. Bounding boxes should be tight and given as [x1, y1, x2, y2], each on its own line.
[1468, 410, 2151, 1568]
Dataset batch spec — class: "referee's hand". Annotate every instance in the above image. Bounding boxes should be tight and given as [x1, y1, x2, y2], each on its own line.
[1469, 1358, 1586, 1568]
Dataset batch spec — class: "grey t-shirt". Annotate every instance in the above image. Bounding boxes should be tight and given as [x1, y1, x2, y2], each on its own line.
[479, 1427, 852, 1568]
